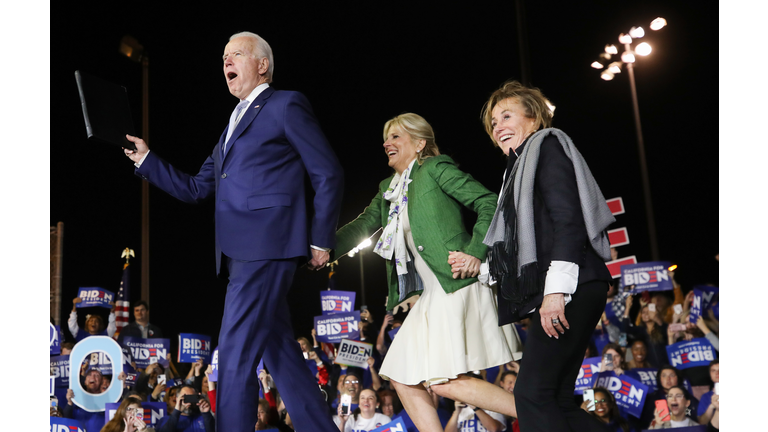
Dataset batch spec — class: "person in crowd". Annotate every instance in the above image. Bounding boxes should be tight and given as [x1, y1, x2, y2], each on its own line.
[626, 340, 652, 370]
[61, 341, 75, 355]
[165, 385, 180, 416]
[622, 296, 668, 368]
[203, 364, 216, 414]
[481, 80, 614, 432]
[333, 372, 362, 412]
[706, 394, 719, 431]
[580, 387, 629, 432]
[694, 315, 719, 351]
[638, 365, 698, 429]
[156, 385, 214, 432]
[83, 366, 105, 394]
[445, 398, 507, 432]
[255, 396, 292, 431]
[63, 387, 108, 432]
[123, 30, 343, 432]
[136, 362, 168, 402]
[649, 386, 699, 429]
[697, 360, 719, 426]
[498, 371, 517, 394]
[101, 396, 153, 432]
[490, 361, 520, 388]
[336, 389, 391, 432]
[69, 297, 117, 341]
[601, 343, 627, 376]
[334, 112, 521, 432]
[375, 313, 402, 357]
[377, 389, 398, 418]
[117, 300, 163, 343]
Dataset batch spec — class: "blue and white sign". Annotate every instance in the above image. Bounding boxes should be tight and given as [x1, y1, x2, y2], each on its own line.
[69, 336, 124, 412]
[593, 371, 649, 418]
[81, 350, 113, 375]
[574, 356, 601, 395]
[335, 339, 374, 369]
[178, 333, 212, 363]
[76, 287, 115, 308]
[314, 311, 360, 343]
[51, 355, 71, 388]
[105, 401, 167, 427]
[50, 417, 85, 432]
[592, 331, 610, 357]
[121, 337, 171, 369]
[689, 286, 719, 321]
[51, 323, 61, 355]
[625, 368, 658, 393]
[371, 416, 406, 432]
[209, 347, 218, 382]
[321, 290, 356, 315]
[666, 338, 717, 370]
[621, 261, 673, 292]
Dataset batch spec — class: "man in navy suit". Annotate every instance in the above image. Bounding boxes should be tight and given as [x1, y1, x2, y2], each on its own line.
[124, 31, 343, 431]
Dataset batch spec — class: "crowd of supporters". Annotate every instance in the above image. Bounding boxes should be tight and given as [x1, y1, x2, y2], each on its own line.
[51, 264, 719, 432]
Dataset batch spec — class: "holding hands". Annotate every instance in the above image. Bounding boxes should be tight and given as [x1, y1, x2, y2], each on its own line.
[448, 251, 481, 280]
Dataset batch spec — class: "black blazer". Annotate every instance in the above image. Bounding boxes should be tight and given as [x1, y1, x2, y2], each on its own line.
[500, 134, 612, 324]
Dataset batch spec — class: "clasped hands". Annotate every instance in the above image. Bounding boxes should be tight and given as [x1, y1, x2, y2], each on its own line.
[447, 251, 481, 280]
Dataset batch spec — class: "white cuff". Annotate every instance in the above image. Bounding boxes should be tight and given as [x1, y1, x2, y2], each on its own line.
[478, 261, 496, 286]
[544, 260, 579, 306]
[134, 150, 150, 168]
[310, 245, 330, 251]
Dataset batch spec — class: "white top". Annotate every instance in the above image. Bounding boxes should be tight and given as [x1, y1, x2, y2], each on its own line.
[68, 310, 116, 337]
[456, 406, 507, 432]
[333, 413, 392, 432]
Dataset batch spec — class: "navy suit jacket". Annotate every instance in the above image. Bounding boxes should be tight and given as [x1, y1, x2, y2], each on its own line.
[136, 87, 344, 273]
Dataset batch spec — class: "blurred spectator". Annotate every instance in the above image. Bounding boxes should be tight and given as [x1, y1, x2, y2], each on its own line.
[332, 372, 362, 412]
[621, 296, 668, 368]
[203, 364, 216, 414]
[601, 343, 627, 376]
[697, 360, 719, 426]
[100, 396, 153, 432]
[165, 385, 180, 415]
[63, 387, 107, 432]
[626, 340, 652, 370]
[649, 386, 698, 429]
[61, 341, 75, 355]
[136, 363, 168, 403]
[638, 365, 698, 429]
[69, 297, 116, 342]
[377, 389, 398, 418]
[156, 385, 214, 432]
[580, 387, 629, 432]
[83, 366, 104, 394]
[335, 389, 391, 432]
[375, 313, 402, 357]
[445, 398, 506, 432]
[117, 300, 163, 343]
[694, 315, 719, 351]
[498, 371, 519, 432]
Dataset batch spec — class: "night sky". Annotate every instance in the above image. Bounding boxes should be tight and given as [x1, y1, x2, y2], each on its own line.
[48, 1, 719, 362]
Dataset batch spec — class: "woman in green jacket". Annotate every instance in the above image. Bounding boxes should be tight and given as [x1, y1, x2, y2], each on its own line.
[335, 113, 520, 432]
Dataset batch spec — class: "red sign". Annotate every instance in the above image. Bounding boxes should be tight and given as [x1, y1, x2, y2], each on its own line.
[605, 256, 637, 279]
[608, 228, 629, 247]
[606, 197, 625, 216]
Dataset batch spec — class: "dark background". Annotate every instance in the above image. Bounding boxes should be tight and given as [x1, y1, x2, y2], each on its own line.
[50, 1, 718, 354]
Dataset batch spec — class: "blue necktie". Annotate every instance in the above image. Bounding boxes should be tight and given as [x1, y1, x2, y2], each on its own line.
[223, 100, 250, 155]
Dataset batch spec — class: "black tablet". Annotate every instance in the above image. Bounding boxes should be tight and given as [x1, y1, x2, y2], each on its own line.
[75, 70, 138, 150]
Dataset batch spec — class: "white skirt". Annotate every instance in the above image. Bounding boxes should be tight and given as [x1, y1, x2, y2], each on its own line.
[378, 211, 521, 386]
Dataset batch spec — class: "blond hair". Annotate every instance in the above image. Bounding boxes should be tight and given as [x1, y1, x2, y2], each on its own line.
[382, 113, 440, 164]
[481, 80, 554, 147]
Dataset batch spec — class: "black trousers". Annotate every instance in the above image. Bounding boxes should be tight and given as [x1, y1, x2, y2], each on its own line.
[514, 280, 610, 432]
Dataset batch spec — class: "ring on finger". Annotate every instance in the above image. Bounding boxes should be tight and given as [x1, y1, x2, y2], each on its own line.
[552, 318, 560, 325]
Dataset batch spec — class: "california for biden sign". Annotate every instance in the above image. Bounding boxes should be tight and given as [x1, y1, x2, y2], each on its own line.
[621, 261, 673, 292]
[314, 311, 361, 343]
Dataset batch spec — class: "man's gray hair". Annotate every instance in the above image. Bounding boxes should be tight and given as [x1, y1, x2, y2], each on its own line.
[230, 31, 274, 82]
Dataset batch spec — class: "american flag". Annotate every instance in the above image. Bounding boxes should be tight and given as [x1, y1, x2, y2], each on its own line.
[113, 263, 131, 340]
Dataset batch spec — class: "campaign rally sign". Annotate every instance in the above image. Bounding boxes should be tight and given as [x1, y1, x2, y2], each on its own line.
[121, 337, 171, 369]
[667, 338, 717, 370]
[51, 323, 61, 355]
[105, 401, 167, 427]
[625, 368, 658, 393]
[335, 339, 374, 369]
[574, 356, 601, 395]
[371, 416, 406, 432]
[321, 290, 356, 315]
[50, 417, 85, 432]
[178, 333, 212, 363]
[82, 350, 113, 375]
[209, 347, 219, 382]
[592, 330, 610, 356]
[314, 311, 360, 343]
[51, 355, 71, 388]
[621, 261, 673, 292]
[593, 371, 648, 418]
[689, 285, 719, 321]
[76, 287, 115, 308]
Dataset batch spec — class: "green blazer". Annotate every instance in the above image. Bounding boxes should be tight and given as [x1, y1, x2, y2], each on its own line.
[335, 155, 498, 311]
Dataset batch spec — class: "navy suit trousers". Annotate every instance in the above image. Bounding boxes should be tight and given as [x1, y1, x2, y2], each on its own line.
[216, 257, 337, 432]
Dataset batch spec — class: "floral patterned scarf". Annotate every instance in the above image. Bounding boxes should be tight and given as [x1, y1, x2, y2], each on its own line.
[373, 159, 416, 275]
